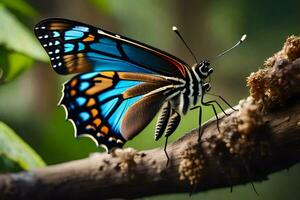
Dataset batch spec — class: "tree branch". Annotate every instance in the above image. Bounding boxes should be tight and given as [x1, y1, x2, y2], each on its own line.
[0, 37, 300, 200]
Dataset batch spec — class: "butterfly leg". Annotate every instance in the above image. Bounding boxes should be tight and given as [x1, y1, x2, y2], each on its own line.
[206, 92, 238, 112]
[164, 110, 181, 166]
[201, 96, 220, 132]
[190, 106, 203, 142]
[190, 106, 204, 142]
[204, 99, 229, 116]
[164, 136, 170, 167]
[154, 102, 171, 141]
[198, 105, 203, 142]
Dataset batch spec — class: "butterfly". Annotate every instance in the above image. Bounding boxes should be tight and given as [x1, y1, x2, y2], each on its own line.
[34, 18, 244, 157]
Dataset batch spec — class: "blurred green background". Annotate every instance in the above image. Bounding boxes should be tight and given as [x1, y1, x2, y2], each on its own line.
[0, 0, 299, 199]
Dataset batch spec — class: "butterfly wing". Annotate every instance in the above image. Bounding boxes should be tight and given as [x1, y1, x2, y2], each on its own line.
[34, 18, 190, 78]
[34, 18, 187, 151]
[60, 71, 172, 151]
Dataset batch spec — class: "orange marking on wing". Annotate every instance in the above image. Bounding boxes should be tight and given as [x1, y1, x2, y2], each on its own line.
[86, 125, 96, 131]
[83, 34, 95, 42]
[49, 23, 69, 30]
[64, 54, 86, 64]
[87, 98, 96, 107]
[70, 90, 76, 96]
[76, 58, 91, 70]
[101, 72, 115, 78]
[65, 62, 76, 70]
[64, 55, 75, 62]
[86, 77, 113, 95]
[77, 53, 85, 58]
[91, 109, 98, 117]
[101, 126, 109, 134]
[93, 118, 102, 127]
[70, 79, 77, 87]
[64, 53, 92, 73]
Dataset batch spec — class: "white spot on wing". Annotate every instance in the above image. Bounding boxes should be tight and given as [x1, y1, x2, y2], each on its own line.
[117, 139, 124, 144]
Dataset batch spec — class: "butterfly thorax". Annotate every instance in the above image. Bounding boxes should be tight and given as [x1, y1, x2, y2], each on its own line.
[168, 60, 213, 115]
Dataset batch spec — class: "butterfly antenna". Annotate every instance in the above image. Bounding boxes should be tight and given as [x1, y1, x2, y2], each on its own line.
[172, 26, 198, 63]
[215, 34, 247, 59]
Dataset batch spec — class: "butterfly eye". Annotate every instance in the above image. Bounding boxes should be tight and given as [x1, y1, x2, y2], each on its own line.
[201, 65, 207, 70]
[199, 65, 209, 74]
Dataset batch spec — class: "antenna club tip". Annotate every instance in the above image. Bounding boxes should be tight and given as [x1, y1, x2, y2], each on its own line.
[172, 26, 178, 31]
[241, 34, 247, 42]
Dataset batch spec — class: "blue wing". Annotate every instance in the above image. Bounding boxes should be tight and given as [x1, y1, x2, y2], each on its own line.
[60, 71, 171, 151]
[34, 18, 190, 78]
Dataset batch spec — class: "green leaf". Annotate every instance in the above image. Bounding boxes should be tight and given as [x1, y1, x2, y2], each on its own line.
[1, 0, 38, 18]
[0, 122, 46, 172]
[0, 46, 33, 83]
[0, 155, 23, 173]
[6, 52, 33, 81]
[0, 4, 47, 61]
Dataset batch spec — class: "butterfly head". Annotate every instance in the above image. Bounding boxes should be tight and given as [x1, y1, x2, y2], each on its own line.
[192, 60, 213, 93]
[198, 60, 213, 78]
[194, 60, 213, 78]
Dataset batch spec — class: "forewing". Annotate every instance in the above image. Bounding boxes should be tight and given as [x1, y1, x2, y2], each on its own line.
[34, 18, 189, 78]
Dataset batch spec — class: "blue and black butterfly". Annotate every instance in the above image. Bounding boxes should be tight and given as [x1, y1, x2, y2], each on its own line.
[34, 18, 244, 157]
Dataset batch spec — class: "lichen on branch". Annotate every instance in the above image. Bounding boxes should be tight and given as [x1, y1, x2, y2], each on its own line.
[247, 35, 300, 109]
